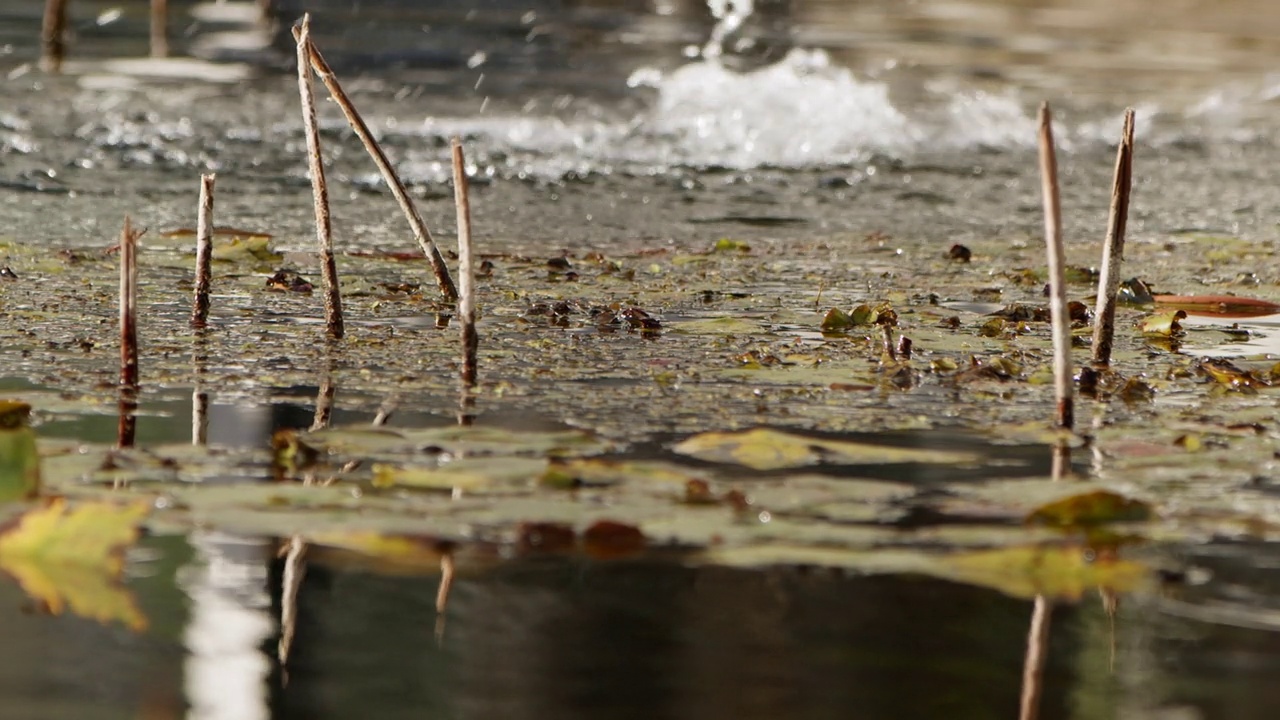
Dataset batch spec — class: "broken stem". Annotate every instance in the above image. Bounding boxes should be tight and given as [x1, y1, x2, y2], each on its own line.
[191, 174, 216, 328]
[295, 15, 344, 340]
[291, 22, 459, 302]
[1090, 109, 1136, 367]
[453, 138, 478, 389]
[1038, 103, 1073, 431]
[40, 0, 68, 73]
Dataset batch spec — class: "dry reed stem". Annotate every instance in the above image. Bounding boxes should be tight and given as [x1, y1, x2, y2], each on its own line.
[295, 15, 344, 340]
[150, 0, 169, 58]
[291, 24, 459, 302]
[1038, 103, 1073, 430]
[191, 174, 216, 328]
[118, 216, 142, 449]
[1090, 109, 1136, 367]
[452, 139, 478, 388]
[1018, 596, 1052, 720]
[40, 0, 68, 72]
[120, 216, 140, 390]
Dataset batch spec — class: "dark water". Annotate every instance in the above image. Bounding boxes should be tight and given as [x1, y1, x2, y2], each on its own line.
[5, 1, 1280, 718]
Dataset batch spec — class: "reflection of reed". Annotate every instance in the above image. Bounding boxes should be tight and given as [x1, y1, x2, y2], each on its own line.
[435, 552, 454, 644]
[150, 0, 169, 58]
[192, 337, 209, 446]
[278, 535, 307, 675]
[40, 0, 67, 72]
[1018, 596, 1052, 720]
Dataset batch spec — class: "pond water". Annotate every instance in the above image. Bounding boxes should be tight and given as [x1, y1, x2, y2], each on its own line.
[6, 0, 1280, 718]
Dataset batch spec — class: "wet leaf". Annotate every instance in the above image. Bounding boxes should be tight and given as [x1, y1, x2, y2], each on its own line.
[712, 238, 751, 253]
[1198, 358, 1267, 391]
[540, 457, 698, 489]
[0, 401, 39, 501]
[0, 499, 149, 630]
[373, 457, 547, 492]
[212, 236, 281, 264]
[582, 520, 646, 558]
[672, 427, 978, 471]
[1025, 491, 1154, 528]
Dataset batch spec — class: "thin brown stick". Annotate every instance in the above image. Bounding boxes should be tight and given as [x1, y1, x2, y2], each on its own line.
[452, 139, 478, 388]
[295, 15, 344, 340]
[435, 551, 454, 644]
[118, 216, 141, 449]
[1090, 109, 1136, 367]
[292, 23, 459, 302]
[1038, 103, 1073, 430]
[1018, 596, 1052, 720]
[150, 0, 169, 58]
[40, 0, 68, 73]
[120, 217, 140, 390]
[191, 174, 216, 328]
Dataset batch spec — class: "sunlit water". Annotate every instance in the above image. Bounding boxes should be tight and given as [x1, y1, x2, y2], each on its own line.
[6, 1, 1280, 718]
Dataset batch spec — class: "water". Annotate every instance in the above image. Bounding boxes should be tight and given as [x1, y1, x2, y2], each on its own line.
[6, 0, 1280, 717]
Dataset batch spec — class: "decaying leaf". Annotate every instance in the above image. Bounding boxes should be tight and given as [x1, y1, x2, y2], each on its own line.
[1141, 310, 1187, 337]
[0, 499, 150, 630]
[941, 544, 1151, 600]
[1154, 294, 1280, 318]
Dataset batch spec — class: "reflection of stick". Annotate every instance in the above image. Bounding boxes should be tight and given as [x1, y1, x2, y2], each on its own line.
[452, 139, 478, 389]
[310, 373, 334, 432]
[40, 0, 68, 73]
[193, 338, 209, 445]
[278, 535, 307, 671]
[150, 0, 169, 58]
[1051, 439, 1070, 481]
[1018, 596, 1052, 720]
[435, 551, 454, 644]
[295, 16, 344, 340]
[191, 174, 216, 328]
[291, 24, 459, 302]
[1038, 103, 1073, 430]
[1091, 110, 1136, 367]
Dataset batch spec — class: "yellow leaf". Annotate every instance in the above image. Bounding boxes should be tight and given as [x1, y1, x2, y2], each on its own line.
[1141, 310, 1187, 337]
[0, 499, 150, 630]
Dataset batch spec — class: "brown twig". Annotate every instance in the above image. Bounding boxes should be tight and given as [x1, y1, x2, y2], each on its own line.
[453, 139, 478, 389]
[295, 15, 344, 340]
[291, 22, 459, 302]
[1091, 109, 1136, 367]
[191, 174, 216, 328]
[1038, 103, 1073, 431]
[40, 0, 68, 73]
[120, 217, 140, 390]
[150, 0, 169, 58]
[118, 216, 142, 449]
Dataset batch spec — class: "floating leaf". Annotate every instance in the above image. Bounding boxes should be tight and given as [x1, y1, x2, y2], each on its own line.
[1026, 491, 1153, 528]
[1141, 310, 1187, 336]
[540, 458, 701, 489]
[1198, 358, 1267, 392]
[373, 457, 546, 492]
[212, 235, 281, 264]
[1154, 294, 1280, 318]
[0, 401, 39, 501]
[820, 308, 855, 332]
[0, 499, 149, 630]
[712, 238, 751, 253]
[582, 520, 646, 559]
[672, 427, 977, 471]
